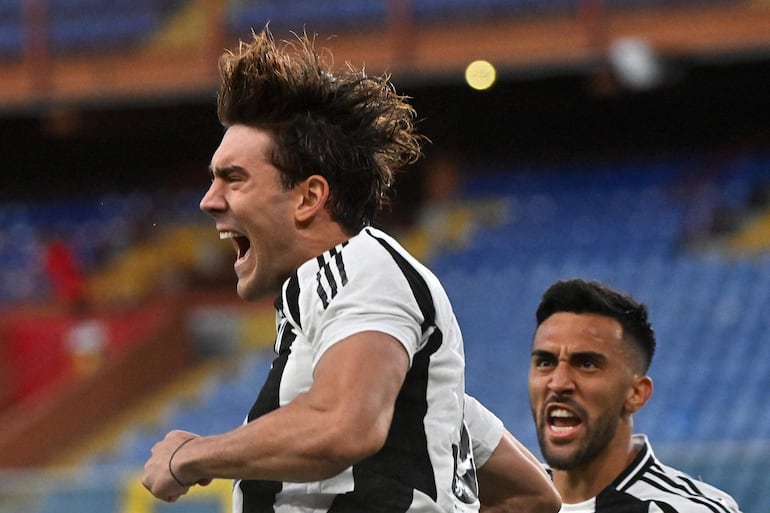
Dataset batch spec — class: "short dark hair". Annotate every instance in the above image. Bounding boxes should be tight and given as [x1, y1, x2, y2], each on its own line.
[217, 28, 424, 233]
[536, 278, 656, 372]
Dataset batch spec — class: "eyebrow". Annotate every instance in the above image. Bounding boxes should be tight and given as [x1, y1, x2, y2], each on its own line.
[531, 349, 608, 364]
[208, 165, 245, 180]
[531, 349, 554, 359]
[572, 351, 608, 365]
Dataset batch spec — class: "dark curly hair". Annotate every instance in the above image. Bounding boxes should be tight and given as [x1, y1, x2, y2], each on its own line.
[217, 28, 425, 234]
[536, 278, 656, 373]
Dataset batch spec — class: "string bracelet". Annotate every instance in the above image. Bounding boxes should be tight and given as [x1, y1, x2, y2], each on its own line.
[168, 437, 196, 487]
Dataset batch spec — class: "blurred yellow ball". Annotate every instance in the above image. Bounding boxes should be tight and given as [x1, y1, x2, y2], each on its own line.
[465, 60, 496, 90]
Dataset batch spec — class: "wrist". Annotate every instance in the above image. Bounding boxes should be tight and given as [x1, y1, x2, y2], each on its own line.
[169, 437, 197, 486]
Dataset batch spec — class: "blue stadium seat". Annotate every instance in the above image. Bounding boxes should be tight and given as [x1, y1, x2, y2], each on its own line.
[0, 0, 22, 58]
[11, 152, 770, 512]
[0, 0, 189, 55]
[226, 0, 385, 37]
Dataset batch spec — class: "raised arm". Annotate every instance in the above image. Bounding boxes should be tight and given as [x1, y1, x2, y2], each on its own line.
[142, 331, 409, 500]
[465, 395, 561, 513]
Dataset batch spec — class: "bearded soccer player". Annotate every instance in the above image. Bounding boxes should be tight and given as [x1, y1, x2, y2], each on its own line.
[529, 278, 742, 513]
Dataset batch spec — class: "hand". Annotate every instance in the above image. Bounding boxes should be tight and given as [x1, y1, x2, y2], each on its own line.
[142, 430, 203, 502]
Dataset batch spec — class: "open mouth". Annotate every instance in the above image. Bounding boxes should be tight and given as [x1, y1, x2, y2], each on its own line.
[220, 231, 251, 261]
[547, 406, 582, 434]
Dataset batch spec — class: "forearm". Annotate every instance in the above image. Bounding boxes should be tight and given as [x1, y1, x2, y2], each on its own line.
[478, 431, 561, 513]
[174, 334, 406, 484]
[142, 331, 408, 502]
[174, 392, 385, 484]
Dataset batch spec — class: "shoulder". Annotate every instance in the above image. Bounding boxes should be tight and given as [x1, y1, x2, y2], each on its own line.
[293, 228, 409, 288]
[614, 437, 742, 513]
[293, 227, 437, 304]
[282, 228, 432, 339]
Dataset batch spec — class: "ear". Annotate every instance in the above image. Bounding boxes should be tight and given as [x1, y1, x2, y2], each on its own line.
[624, 375, 653, 415]
[295, 175, 330, 223]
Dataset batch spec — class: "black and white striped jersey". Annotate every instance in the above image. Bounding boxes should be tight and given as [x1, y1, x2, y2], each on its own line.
[233, 226, 485, 513]
[556, 435, 742, 513]
[464, 395, 504, 469]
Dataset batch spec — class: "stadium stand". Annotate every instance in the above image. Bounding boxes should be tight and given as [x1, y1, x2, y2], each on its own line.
[0, 191, 214, 307]
[0, 0, 188, 56]
[225, 0, 741, 33]
[1, 1, 770, 512]
[226, 0, 386, 35]
[0, 0, 22, 58]
[5, 152, 762, 513]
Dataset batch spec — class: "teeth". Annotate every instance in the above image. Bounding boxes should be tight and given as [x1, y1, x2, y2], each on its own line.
[550, 409, 575, 418]
[551, 426, 575, 433]
[219, 231, 239, 240]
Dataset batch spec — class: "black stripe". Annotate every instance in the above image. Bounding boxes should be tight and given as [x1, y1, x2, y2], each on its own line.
[315, 256, 330, 309]
[641, 468, 733, 513]
[321, 256, 338, 298]
[316, 246, 349, 308]
[674, 471, 704, 496]
[251, 279, 301, 420]
[241, 319, 295, 513]
[247, 320, 295, 421]
[332, 246, 349, 286]
[368, 231, 435, 333]
[616, 447, 734, 513]
[329, 331, 443, 513]
[638, 475, 729, 513]
[241, 286, 301, 513]
[239, 479, 282, 513]
[328, 230, 441, 512]
[285, 273, 301, 330]
[614, 440, 651, 492]
[597, 487, 652, 513]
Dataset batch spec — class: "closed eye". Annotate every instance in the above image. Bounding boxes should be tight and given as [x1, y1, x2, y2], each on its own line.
[211, 165, 247, 184]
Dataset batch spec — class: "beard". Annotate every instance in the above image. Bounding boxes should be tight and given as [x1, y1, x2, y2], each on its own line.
[535, 407, 620, 471]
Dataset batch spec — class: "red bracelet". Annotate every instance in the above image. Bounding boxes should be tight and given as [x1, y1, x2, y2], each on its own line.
[168, 437, 196, 487]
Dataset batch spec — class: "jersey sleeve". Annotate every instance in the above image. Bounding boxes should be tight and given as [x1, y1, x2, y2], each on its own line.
[300, 244, 425, 369]
[464, 394, 504, 467]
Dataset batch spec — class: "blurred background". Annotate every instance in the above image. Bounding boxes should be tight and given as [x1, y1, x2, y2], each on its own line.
[1, 0, 770, 512]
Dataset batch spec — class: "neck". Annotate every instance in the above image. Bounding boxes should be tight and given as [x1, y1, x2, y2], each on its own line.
[297, 218, 355, 263]
[552, 429, 641, 504]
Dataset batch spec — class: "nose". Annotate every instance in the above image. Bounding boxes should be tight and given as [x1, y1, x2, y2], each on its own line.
[200, 180, 225, 215]
[547, 361, 575, 395]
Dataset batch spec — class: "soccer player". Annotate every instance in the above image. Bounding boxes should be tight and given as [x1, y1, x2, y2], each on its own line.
[528, 278, 742, 512]
[141, 27, 560, 513]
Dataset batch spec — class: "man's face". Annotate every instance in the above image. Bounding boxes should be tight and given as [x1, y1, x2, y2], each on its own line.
[528, 312, 639, 470]
[200, 124, 300, 300]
